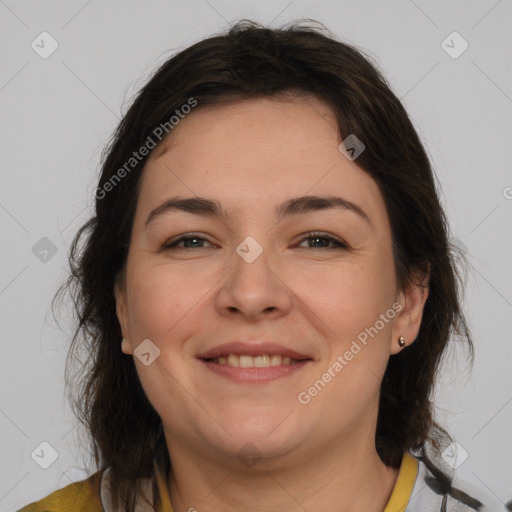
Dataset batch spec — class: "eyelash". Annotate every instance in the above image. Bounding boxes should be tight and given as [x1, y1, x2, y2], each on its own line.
[162, 232, 349, 251]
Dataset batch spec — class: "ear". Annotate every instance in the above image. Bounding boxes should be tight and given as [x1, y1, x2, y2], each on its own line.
[390, 265, 430, 355]
[114, 272, 133, 355]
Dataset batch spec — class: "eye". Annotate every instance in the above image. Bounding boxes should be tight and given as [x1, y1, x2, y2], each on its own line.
[297, 232, 348, 250]
[162, 234, 214, 250]
[162, 232, 349, 251]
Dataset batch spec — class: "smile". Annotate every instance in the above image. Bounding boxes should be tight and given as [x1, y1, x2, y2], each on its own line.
[200, 356, 311, 384]
[205, 354, 302, 367]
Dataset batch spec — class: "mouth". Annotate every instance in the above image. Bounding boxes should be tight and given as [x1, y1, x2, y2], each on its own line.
[197, 342, 314, 383]
[204, 353, 306, 367]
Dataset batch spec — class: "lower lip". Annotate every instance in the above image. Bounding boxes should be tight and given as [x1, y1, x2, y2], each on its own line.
[200, 359, 310, 383]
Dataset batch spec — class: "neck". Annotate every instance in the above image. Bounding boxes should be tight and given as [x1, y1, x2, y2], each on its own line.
[165, 430, 400, 512]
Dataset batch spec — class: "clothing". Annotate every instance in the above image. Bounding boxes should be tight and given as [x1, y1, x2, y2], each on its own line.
[16, 452, 505, 511]
[405, 456, 504, 512]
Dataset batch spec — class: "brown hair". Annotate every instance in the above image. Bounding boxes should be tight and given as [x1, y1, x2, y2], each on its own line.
[55, 19, 479, 510]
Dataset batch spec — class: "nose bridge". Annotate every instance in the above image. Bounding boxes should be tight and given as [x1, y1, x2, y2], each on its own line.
[235, 235, 266, 265]
[231, 234, 274, 292]
[216, 233, 292, 318]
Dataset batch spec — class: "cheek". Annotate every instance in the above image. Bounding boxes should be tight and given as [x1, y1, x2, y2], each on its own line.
[124, 264, 206, 407]
[125, 264, 185, 340]
[291, 255, 393, 336]
[125, 261, 222, 342]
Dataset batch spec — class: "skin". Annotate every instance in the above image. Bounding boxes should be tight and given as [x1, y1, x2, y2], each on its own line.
[115, 95, 429, 512]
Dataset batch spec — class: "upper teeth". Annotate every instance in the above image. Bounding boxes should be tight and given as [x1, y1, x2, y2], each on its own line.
[211, 354, 296, 367]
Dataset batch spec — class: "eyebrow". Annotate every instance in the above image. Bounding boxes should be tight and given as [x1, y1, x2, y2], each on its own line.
[145, 195, 372, 227]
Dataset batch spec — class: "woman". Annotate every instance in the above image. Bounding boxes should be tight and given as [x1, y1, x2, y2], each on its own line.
[18, 19, 503, 512]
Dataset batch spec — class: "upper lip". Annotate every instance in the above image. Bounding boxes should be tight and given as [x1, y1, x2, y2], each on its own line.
[197, 341, 313, 360]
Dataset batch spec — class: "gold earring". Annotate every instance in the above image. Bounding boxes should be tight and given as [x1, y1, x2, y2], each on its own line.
[398, 335, 406, 347]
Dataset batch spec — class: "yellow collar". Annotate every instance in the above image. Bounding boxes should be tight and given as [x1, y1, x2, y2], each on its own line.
[155, 467, 174, 512]
[383, 452, 419, 512]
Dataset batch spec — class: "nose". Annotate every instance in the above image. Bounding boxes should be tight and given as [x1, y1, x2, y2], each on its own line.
[215, 240, 293, 322]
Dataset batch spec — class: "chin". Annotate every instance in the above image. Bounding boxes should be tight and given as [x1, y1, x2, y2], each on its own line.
[206, 413, 307, 463]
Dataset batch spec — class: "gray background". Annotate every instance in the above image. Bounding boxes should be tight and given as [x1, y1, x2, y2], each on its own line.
[1, 1, 511, 510]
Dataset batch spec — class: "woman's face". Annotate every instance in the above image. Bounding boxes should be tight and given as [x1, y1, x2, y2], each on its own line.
[115, 95, 426, 467]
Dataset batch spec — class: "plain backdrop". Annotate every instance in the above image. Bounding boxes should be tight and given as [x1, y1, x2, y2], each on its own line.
[1, 1, 511, 510]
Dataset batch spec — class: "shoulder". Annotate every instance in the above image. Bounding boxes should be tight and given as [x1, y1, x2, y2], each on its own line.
[16, 471, 103, 512]
[408, 455, 507, 512]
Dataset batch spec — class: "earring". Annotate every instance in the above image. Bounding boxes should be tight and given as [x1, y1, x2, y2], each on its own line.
[398, 335, 406, 347]
[121, 337, 130, 352]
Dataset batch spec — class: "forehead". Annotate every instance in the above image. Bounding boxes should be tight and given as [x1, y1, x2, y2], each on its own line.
[136, 96, 387, 224]
[148, 95, 338, 160]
